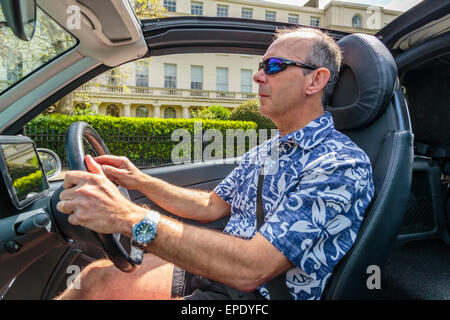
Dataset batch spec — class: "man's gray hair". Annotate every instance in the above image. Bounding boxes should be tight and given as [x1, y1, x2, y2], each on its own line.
[275, 27, 342, 107]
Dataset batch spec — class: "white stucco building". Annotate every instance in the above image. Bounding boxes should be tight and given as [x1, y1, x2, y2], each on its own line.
[74, 0, 402, 119]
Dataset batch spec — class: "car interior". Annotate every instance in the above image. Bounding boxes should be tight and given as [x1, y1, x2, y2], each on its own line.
[0, 0, 448, 300]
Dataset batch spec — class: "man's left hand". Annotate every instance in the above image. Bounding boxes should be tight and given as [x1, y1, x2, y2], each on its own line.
[57, 155, 147, 236]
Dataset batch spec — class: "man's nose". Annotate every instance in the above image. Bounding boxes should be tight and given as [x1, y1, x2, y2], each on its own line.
[253, 68, 267, 84]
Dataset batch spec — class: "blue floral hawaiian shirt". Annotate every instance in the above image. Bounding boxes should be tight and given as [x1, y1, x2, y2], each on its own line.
[214, 112, 375, 300]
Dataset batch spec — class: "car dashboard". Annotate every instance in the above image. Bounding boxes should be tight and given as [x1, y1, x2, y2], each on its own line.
[0, 135, 66, 296]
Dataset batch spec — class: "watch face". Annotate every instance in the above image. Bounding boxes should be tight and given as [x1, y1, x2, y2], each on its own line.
[134, 221, 157, 244]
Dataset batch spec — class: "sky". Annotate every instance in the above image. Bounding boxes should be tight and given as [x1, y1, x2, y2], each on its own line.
[263, 0, 424, 11]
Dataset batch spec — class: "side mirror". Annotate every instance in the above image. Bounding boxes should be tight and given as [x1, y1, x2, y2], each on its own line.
[0, 0, 37, 41]
[37, 148, 62, 180]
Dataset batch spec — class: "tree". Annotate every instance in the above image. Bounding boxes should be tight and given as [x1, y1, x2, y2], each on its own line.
[191, 105, 231, 120]
[131, 0, 167, 19]
[229, 100, 276, 130]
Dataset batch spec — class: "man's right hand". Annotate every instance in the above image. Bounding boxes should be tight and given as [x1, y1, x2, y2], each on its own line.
[93, 155, 146, 190]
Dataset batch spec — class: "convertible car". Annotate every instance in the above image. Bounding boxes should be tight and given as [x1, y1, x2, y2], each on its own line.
[0, 0, 448, 300]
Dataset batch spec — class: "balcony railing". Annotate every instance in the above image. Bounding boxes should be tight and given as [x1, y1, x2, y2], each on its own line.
[77, 84, 258, 101]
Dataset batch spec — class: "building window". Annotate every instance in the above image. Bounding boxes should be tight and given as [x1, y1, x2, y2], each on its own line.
[136, 106, 149, 118]
[352, 14, 362, 28]
[164, 107, 177, 119]
[216, 67, 228, 92]
[107, 68, 123, 92]
[135, 61, 149, 87]
[164, 64, 177, 88]
[310, 16, 320, 27]
[217, 5, 228, 17]
[265, 11, 276, 21]
[191, 65, 203, 90]
[106, 105, 120, 117]
[240, 69, 252, 93]
[191, 1, 203, 15]
[108, 68, 120, 86]
[288, 13, 299, 24]
[241, 8, 253, 19]
[163, 0, 176, 12]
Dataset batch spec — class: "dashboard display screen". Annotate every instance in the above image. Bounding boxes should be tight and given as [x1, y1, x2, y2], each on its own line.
[0, 140, 49, 209]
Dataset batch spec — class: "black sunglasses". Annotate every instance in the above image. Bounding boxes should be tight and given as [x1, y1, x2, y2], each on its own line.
[258, 57, 319, 75]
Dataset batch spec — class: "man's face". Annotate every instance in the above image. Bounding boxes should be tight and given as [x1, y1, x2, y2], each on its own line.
[253, 34, 314, 119]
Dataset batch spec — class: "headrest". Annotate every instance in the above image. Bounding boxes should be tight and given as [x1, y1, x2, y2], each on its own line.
[326, 33, 397, 131]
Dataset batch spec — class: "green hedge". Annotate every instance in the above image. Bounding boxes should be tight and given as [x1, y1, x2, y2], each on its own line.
[27, 114, 257, 135]
[26, 114, 258, 166]
[7, 162, 38, 181]
[13, 170, 47, 201]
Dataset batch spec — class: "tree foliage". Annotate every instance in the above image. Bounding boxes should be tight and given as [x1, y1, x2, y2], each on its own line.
[191, 105, 231, 120]
[131, 0, 167, 19]
[229, 100, 276, 130]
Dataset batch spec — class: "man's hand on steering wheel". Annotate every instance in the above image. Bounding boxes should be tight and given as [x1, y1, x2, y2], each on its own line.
[57, 155, 147, 238]
[93, 155, 146, 191]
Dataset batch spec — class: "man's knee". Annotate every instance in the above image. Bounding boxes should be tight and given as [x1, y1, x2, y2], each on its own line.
[58, 255, 175, 299]
[70, 259, 117, 299]
[80, 259, 115, 287]
[56, 258, 114, 300]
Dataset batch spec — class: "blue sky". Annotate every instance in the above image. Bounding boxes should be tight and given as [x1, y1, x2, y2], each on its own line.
[263, 0, 424, 11]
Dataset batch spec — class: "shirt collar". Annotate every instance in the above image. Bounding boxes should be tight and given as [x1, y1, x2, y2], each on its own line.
[275, 112, 335, 150]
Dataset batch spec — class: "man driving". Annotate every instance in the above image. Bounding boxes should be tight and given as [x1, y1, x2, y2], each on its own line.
[56, 27, 374, 300]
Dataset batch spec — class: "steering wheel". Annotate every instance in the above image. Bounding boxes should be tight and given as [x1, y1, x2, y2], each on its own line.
[58, 121, 142, 272]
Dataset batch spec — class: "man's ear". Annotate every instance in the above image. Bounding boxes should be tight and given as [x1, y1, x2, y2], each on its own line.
[305, 67, 330, 96]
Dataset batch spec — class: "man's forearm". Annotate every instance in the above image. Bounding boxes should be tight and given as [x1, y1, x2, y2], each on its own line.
[136, 174, 225, 223]
[125, 213, 287, 292]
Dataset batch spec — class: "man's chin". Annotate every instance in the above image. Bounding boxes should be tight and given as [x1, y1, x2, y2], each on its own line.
[259, 102, 272, 117]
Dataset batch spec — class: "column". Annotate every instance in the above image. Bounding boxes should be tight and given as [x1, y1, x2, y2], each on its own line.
[153, 104, 161, 118]
[91, 102, 99, 114]
[182, 105, 189, 119]
[123, 103, 131, 117]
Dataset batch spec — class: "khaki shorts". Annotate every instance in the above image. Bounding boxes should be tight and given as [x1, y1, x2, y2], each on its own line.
[171, 266, 266, 300]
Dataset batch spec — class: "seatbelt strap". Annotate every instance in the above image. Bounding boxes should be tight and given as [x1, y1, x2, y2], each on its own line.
[256, 159, 292, 300]
[256, 160, 265, 229]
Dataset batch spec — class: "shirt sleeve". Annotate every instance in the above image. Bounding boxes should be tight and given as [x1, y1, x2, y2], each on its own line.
[213, 154, 250, 205]
[214, 142, 270, 205]
[258, 156, 374, 280]
[213, 167, 240, 205]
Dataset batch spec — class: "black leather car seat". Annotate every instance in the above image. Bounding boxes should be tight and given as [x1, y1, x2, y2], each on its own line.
[321, 33, 414, 299]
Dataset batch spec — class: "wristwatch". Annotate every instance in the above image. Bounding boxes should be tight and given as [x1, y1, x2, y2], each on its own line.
[131, 210, 161, 249]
